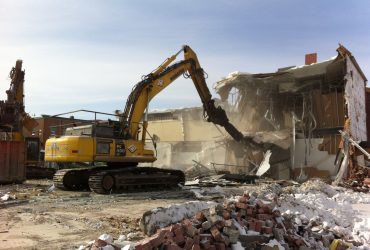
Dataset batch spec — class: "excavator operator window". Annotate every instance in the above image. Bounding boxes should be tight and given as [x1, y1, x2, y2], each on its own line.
[96, 141, 111, 154]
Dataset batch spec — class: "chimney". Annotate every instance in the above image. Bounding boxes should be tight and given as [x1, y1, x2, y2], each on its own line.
[305, 53, 317, 65]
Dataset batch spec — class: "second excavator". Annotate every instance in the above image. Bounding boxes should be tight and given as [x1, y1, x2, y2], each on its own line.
[45, 45, 250, 194]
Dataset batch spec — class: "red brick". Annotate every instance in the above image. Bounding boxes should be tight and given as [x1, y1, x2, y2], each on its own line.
[209, 244, 216, 250]
[195, 211, 206, 222]
[192, 244, 200, 250]
[174, 228, 185, 245]
[184, 223, 198, 237]
[135, 238, 152, 250]
[170, 223, 182, 233]
[235, 202, 248, 209]
[94, 239, 107, 248]
[257, 208, 264, 214]
[193, 234, 200, 244]
[248, 221, 256, 231]
[295, 239, 304, 246]
[166, 244, 183, 250]
[222, 210, 231, 220]
[184, 237, 194, 250]
[215, 220, 225, 230]
[247, 205, 255, 209]
[238, 196, 247, 203]
[150, 230, 167, 247]
[255, 220, 264, 233]
[246, 208, 253, 216]
[364, 178, 370, 185]
[263, 206, 272, 214]
[215, 242, 226, 250]
[210, 227, 224, 242]
[256, 214, 272, 220]
[183, 219, 192, 225]
[262, 226, 273, 234]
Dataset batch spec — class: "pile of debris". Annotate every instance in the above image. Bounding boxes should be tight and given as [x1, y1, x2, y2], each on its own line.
[78, 180, 370, 250]
[135, 191, 341, 250]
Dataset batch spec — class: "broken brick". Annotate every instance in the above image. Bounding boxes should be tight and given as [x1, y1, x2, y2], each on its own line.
[174, 228, 185, 245]
[222, 210, 231, 220]
[257, 214, 272, 220]
[191, 244, 200, 250]
[210, 226, 224, 242]
[200, 239, 211, 249]
[255, 220, 264, 233]
[166, 244, 183, 250]
[235, 202, 248, 209]
[193, 234, 200, 244]
[135, 238, 152, 250]
[215, 242, 226, 250]
[184, 223, 198, 237]
[247, 208, 253, 216]
[248, 221, 256, 231]
[94, 239, 107, 248]
[238, 196, 247, 203]
[195, 211, 206, 222]
[262, 226, 273, 235]
[214, 220, 225, 230]
[184, 237, 194, 250]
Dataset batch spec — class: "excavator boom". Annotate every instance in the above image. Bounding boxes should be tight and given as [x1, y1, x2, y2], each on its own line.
[122, 45, 244, 143]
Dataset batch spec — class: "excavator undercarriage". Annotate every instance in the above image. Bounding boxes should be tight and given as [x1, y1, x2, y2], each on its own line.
[53, 165, 185, 194]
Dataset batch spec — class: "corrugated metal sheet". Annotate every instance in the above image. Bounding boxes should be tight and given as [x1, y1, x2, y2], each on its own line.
[0, 141, 25, 184]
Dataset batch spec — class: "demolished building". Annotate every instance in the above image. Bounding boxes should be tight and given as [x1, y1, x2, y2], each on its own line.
[215, 44, 368, 181]
[147, 45, 369, 182]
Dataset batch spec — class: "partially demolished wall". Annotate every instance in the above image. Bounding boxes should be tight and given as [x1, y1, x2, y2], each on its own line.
[214, 45, 368, 180]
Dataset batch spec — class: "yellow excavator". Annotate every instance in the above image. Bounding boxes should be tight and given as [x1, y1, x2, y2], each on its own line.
[45, 45, 250, 194]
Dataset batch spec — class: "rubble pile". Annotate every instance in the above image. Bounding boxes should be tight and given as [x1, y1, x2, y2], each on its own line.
[279, 179, 370, 248]
[345, 164, 370, 192]
[77, 180, 370, 250]
[135, 191, 332, 250]
[77, 233, 136, 250]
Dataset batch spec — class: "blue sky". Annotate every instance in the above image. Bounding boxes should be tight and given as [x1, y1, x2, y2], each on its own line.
[0, 0, 369, 119]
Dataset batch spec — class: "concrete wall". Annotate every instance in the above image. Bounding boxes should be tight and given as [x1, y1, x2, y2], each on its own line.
[147, 120, 184, 142]
[345, 55, 367, 141]
[293, 138, 336, 176]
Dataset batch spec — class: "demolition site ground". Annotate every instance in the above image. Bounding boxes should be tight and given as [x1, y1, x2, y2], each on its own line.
[1, 178, 370, 250]
[0, 179, 195, 249]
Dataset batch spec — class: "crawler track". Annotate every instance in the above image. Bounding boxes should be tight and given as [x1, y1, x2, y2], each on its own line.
[53, 166, 185, 194]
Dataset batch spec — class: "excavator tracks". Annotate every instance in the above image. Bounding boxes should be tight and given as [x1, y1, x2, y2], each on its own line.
[53, 166, 185, 194]
[53, 168, 91, 191]
[88, 167, 185, 194]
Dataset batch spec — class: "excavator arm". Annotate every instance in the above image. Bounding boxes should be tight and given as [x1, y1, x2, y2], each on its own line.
[122, 45, 246, 144]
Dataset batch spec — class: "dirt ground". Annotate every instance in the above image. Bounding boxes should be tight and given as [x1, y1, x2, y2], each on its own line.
[0, 179, 195, 250]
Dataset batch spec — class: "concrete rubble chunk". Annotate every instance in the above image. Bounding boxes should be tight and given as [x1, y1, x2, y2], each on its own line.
[99, 234, 113, 244]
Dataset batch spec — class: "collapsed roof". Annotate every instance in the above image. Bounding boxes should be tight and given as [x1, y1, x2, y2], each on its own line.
[215, 44, 367, 101]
